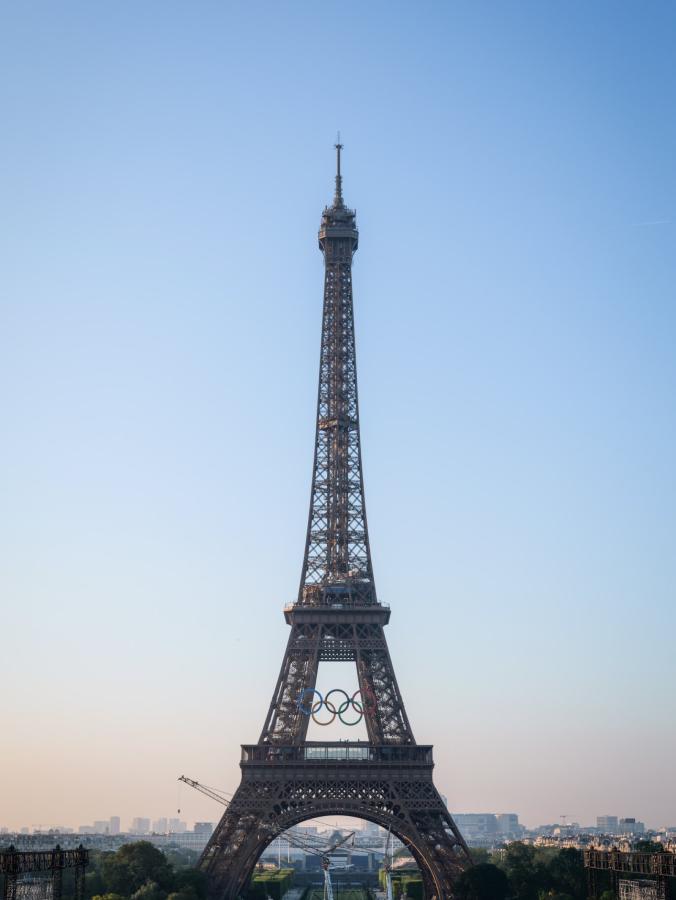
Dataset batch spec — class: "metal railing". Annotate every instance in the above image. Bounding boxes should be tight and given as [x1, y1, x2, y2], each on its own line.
[241, 743, 433, 766]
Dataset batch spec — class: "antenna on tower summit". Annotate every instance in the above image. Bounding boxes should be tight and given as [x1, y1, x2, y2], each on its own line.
[334, 133, 344, 206]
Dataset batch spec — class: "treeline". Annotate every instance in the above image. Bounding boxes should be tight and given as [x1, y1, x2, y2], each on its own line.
[85, 843, 206, 900]
[457, 843, 587, 900]
[69, 838, 664, 900]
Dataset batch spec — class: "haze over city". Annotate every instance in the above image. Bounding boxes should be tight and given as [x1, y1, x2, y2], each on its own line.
[2, 0, 675, 839]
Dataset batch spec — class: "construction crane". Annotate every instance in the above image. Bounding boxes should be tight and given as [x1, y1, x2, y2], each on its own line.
[382, 826, 394, 900]
[177, 775, 231, 808]
[304, 831, 355, 900]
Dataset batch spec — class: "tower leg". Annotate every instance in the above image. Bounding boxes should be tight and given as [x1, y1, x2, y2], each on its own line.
[74, 865, 86, 900]
[51, 870, 62, 900]
[51, 847, 63, 900]
[3, 875, 17, 900]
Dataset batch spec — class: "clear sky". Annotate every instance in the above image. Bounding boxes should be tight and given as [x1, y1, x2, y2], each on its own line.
[2, 1, 675, 832]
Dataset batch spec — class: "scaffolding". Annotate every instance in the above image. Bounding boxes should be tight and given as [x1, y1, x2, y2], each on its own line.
[1, 846, 87, 900]
[14, 877, 53, 900]
[584, 850, 675, 900]
[619, 880, 664, 900]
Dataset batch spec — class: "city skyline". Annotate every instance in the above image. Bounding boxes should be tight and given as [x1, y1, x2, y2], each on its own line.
[3, 810, 671, 836]
[2, 2, 675, 833]
[1, 805, 673, 840]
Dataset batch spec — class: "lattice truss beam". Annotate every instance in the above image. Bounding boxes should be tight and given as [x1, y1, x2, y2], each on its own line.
[1, 849, 87, 900]
[300, 235, 374, 602]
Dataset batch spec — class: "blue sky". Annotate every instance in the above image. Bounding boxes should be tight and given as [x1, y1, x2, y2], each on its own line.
[1, 1, 675, 831]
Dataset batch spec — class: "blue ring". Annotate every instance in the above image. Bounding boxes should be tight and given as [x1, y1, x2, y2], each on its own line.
[297, 688, 322, 716]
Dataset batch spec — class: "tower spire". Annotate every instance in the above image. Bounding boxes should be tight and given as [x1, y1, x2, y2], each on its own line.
[334, 134, 344, 206]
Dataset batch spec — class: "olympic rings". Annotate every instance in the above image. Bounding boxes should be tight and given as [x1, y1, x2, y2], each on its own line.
[296, 687, 378, 726]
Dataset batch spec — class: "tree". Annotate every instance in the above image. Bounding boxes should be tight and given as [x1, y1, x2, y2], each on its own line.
[455, 863, 509, 900]
[171, 868, 207, 900]
[468, 849, 493, 866]
[163, 849, 200, 870]
[545, 848, 585, 900]
[130, 882, 165, 900]
[503, 843, 545, 900]
[167, 891, 198, 900]
[101, 843, 173, 897]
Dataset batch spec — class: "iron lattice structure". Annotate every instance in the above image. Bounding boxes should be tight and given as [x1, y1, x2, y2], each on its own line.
[584, 850, 676, 900]
[0, 847, 88, 900]
[200, 146, 472, 899]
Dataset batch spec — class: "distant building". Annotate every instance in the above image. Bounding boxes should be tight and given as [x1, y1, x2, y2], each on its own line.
[93, 821, 109, 834]
[194, 823, 214, 836]
[619, 818, 645, 836]
[168, 818, 187, 834]
[454, 814, 498, 844]
[153, 818, 168, 834]
[2, 833, 128, 852]
[496, 814, 523, 838]
[109, 817, 120, 835]
[131, 817, 151, 835]
[126, 832, 210, 851]
[597, 816, 619, 833]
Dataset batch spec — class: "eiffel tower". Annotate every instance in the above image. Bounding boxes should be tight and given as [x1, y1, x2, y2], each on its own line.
[199, 145, 472, 899]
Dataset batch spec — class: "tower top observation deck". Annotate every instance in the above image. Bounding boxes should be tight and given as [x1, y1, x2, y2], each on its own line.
[318, 142, 358, 250]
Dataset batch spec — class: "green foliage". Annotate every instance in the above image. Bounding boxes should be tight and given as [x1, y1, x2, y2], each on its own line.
[467, 849, 493, 866]
[455, 863, 509, 900]
[171, 867, 206, 899]
[85, 843, 205, 900]
[398, 877, 423, 899]
[162, 849, 200, 870]
[130, 882, 165, 900]
[502, 842, 546, 900]
[485, 843, 586, 900]
[378, 872, 423, 900]
[544, 848, 585, 900]
[246, 868, 294, 900]
[102, 843, 173, 896]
